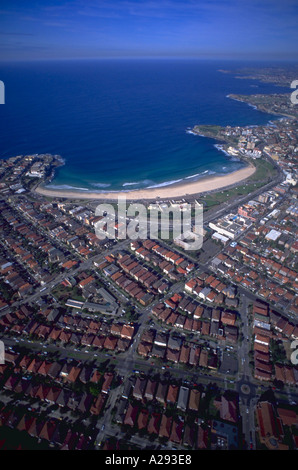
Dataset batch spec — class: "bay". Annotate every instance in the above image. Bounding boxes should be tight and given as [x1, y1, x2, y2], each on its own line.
[0, 59, 289, 191]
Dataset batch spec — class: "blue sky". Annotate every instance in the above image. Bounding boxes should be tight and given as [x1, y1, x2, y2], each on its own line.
[0, 0, 297, 60]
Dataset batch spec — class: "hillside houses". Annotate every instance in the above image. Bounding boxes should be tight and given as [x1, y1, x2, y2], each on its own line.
[151, 292, 239, 344]
[114, 372, 242, 450]
[137, 326, 218, 371]
[251, 301, 298, 384]
[0, 306, 136, 354]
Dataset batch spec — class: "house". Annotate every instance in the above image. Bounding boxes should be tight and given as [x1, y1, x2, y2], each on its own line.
[210, 321, 219, 337]
[277, 408, 298, 427]
[138, 342, 152, 357]
[179, 345, 190, 364]
[255, 360, 272, 374]
[183, 425, 195, 448]
[168, 336, 182, 351]
[221, 311, 236, 326]
[177, 386, 189, 412]
[101, 372, 114, 394]
[175, 315, 185, 329]
[151, 344, 166, 359]
[81, 334, 95, 347]
[225, 325, 238, 343]
[144, 380, 157, 401]
[35, 384, 51, 401]
[147, 413, 161, 435]
[166, 312, 178, 326]
[255, 334, 270, 346]
[155, 382, 168, 406]
[170, 418, 184, 444]
[103, 336, 118, 351]
[220, 395, 238, 423]
[185, 279, 197, 293]
[49, 327, 62, 341]
[4, 351, 20, 365]
[133, 377, 147, 400]
[70, 333, 82, 346]
[17, 414, 35, 433]
[110, 323, 122, 337]
[120, 324, 135, 340]
[166, 384, 179, 405]
[48, 362, 62, 380]
[199, 350, 208, 368]
[26, 383, 40, 399]
[92, 336, 105, 349]
[117, 338, 130, 352]
[46, 386, 62, 405]
[196, 425, 209, 449]
[193, 306, 204, 319]
[158, 308, 171, 323]
[185, 302, 197, 315]
[56, 389, 71, 408]
[38, 419, 58, 442]
[188, 389, 200, 411]
[137, 409, 149, 430]
[64, 365, 82, 383]
[28, 418, 45, 439]
[78, 393, 93, 414]
[154, 332, 168, 347]
[211, 309, 221, 322]
[201, 322, 210, 336]
[90, 370, 101, 384]
[78, 275, 95, 289]
[14, 379, 30, 395]
[256, 401, 285, 450]
[123, 403, 138, 427]
[140, 329, 155, 343]
[79, 367, 92, 384]
[37, 360, 53, 377]
[255, 368, 272, 382]
[166, 348, 180, 363]
[159, 415, 173, 438]
[198, 287, 211, 300]
[4, 375, 19, 391]
[189, 346, 200, 367]
[27, 358, 43, 374]
[58, 331, 71, 343]
[19, 355, 32, 370]
[206, 290, 217, 303]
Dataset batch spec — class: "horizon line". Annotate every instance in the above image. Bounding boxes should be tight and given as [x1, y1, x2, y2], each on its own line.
[1, 56, 298, 63]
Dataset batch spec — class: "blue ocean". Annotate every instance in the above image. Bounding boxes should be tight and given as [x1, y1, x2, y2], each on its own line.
[0, 59, 290, 191]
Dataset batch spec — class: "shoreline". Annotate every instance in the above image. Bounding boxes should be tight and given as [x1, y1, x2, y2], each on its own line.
[34, 163, 256, 201]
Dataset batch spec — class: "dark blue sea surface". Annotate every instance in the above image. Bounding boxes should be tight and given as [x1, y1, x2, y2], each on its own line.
[0, 59, 290, 191]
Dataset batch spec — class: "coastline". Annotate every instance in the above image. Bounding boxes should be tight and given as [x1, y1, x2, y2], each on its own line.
[34, 163, 256, 201]
[31, 82, 288, 203]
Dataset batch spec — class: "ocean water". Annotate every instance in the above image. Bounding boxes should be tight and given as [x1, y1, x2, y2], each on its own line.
[0, 59, 290, 191]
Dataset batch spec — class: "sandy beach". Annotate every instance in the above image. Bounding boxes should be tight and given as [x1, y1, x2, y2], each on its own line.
[34, 163, 256, 201]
